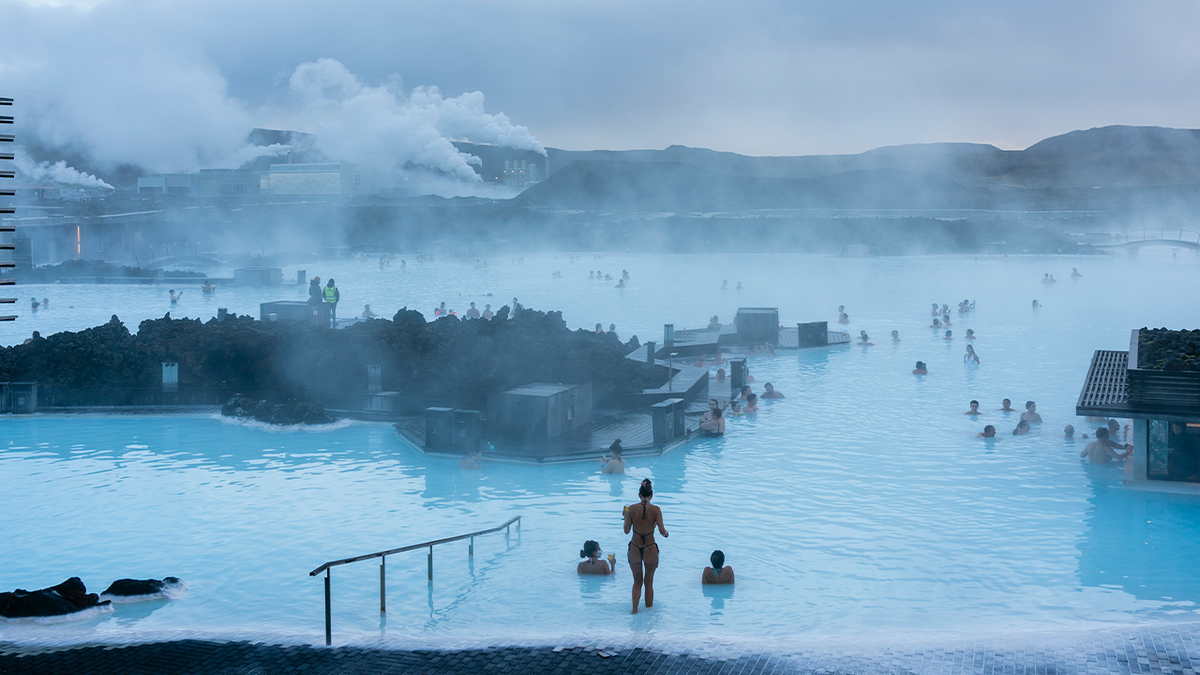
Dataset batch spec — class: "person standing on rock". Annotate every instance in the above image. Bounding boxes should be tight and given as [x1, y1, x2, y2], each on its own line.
[324, 279, 340, 327]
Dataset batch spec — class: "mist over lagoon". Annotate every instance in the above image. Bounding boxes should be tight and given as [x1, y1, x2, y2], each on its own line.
[6, 1, 1200, 669]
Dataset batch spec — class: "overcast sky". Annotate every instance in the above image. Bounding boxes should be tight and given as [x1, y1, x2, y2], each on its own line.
[4, 0, 1200, 172]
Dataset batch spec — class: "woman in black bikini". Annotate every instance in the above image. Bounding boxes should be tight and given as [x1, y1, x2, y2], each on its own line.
[624, 479, 669, 614]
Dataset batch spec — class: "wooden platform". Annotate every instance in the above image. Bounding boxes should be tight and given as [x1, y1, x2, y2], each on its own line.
[394, 409, 700, 464]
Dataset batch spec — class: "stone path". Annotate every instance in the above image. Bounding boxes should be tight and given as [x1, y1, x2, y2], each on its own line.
[5, 623, 1200, 675]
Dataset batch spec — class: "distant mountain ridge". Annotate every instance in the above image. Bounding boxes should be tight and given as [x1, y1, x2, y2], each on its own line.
[468, 125, 1200, 213]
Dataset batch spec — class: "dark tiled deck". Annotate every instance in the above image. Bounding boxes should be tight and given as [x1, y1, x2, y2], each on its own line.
[6, 624, 1200, 675]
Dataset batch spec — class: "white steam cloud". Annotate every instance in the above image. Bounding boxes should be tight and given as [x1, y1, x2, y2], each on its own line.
[283, 58, 545, 183]
[211, 143, 292, 170]
[4, 1, 545, 192]
[13, 150, 113, 189]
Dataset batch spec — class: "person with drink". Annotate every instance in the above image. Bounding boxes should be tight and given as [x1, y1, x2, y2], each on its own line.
[577, 540, 614, 575]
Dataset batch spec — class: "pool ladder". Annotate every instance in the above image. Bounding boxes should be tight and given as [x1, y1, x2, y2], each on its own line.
[309, 515, 521, 645]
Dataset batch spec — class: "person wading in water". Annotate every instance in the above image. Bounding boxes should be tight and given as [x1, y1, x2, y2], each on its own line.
[623, 478, 669, 614]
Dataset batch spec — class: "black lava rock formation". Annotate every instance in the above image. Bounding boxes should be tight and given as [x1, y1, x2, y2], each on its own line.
[1138, 328, 1200, 372]
[0, 577, 109, 619]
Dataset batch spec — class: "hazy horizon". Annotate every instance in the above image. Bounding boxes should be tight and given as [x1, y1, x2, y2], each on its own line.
[4, 0, 1200, 181]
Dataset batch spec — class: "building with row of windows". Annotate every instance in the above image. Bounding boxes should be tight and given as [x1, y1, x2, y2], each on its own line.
[137, 163, 376, 199]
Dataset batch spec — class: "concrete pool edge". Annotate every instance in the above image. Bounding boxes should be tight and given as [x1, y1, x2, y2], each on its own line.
[4, 621, 1200, 674]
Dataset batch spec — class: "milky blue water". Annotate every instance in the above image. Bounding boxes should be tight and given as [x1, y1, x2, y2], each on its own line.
[4, 250, 1200, 646]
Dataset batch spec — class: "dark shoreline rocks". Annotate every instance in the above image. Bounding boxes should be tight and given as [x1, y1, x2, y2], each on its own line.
[1, 259, 206, 283]
[222, 395, 335, 425]
[0, 307, 663, 410]
[0, 577, 111, 620]
[100, 577, 186, 603]
[1138, 328, 1200, 372]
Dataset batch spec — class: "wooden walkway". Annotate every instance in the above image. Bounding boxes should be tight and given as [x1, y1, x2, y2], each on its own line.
[394, 409, 698, 464]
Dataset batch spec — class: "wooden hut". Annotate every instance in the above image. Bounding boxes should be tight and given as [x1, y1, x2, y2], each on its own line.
[487, 383, 592, 443]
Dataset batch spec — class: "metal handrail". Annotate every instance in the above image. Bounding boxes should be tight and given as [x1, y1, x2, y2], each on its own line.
[310, 515, 521, 645]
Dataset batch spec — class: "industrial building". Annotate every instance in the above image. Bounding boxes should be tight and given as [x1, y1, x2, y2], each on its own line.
[267, 163, 375, 197]
[502, 159, 542, 190]
[137, 169, 260, 198]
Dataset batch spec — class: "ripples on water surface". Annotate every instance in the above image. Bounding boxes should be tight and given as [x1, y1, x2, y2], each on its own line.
[4, 252, 1200, 645]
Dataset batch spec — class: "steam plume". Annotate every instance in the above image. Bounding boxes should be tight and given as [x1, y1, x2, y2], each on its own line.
[13, 150, 113, 189]
[284, 58, 545, 182]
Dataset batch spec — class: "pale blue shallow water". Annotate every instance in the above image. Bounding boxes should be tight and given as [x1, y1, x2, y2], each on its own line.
[4, 250, 1200, 646]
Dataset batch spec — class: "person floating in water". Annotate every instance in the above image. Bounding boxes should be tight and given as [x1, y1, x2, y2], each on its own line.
[361, 304, 377, 319]
[913, 361, 928, 375]
[930, 303, 940, 317]
[965, 400, 982, 415]
[941, 313, 952, 327]
[1081, 427, 1131, 463]
[616, 279, 626, 288]
[40, 297, 49, 309]
[1021, 401, 1043, 424]
[169, 289, 182, 306]
[600, 440, 625, 474]
[858, 331, 873, 345]
[702, 550, 735, 585]
[460, 449, 483, 469]
[964, 344, 979, 363]
[700, 407, 725, 436]
[743, 393, 759, 413]
[977, 425, 997, 438]
[761, 382, 784, 399]
[624, 479, 669, 614]
[1071, 268, 1082, 277]
[578, 540, 614, 575]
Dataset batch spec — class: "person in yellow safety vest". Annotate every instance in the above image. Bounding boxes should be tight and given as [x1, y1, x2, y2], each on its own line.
[323, 279, 340, 327]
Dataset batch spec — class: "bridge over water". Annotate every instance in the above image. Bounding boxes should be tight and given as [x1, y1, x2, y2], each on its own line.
[1085, 229, 1200, 251]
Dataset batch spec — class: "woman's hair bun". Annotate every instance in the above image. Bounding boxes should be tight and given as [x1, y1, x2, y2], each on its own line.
[638, 479, 654, 498]
[580, 540, 600, 558]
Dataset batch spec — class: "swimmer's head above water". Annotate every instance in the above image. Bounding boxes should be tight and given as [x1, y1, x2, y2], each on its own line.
[580, 540, 601, 559]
